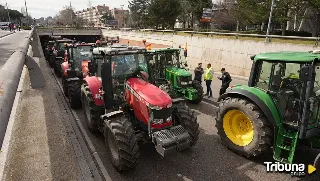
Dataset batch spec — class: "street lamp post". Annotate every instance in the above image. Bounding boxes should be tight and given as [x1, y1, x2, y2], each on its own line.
[5, 2, 11, 23]
[25, 0, 29, 26]
[265, 0, 275, 42]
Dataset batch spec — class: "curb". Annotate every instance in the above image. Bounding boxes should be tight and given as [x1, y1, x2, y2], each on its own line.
[0, 32, 14, 39]
[0, 48, 29, 181]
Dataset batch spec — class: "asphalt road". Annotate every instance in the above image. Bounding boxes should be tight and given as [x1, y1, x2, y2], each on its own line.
[0, 31, 30, 69]
[71, 101, 320, 181]
[50, 74, 319, 181]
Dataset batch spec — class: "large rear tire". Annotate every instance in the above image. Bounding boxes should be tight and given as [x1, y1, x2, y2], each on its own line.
[68, 81, 82, 109]
[55, 58, 62, 77]
[173, 103, 200, 147]
[62, 78, 68, 96]
[49, 56, 55, 68]
[216, 97, 273, 157]
[189, 80, 203, 104]
[81, 83, 102, 133]
[104, 115, 140, 171]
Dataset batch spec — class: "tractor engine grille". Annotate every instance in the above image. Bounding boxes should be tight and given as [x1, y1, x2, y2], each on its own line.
[178, 76, 192, 88]
[151, 107, 173, 123]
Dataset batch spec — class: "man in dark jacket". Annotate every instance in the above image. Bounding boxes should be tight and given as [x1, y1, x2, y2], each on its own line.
[194, 63, 204, 82]
[218, 68, 232, 96]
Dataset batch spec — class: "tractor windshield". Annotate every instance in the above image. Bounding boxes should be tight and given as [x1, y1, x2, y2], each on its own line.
[158, 51, 180, 67]
[78, 46, 92, 53]
[111, 54, 147, 77]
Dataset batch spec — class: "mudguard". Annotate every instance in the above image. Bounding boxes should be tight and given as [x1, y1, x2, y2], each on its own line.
[83, 76, 104, 106]
[81, 60, 90, 78]
[218, 86, 281, 127]
[61, 61, 69, 77]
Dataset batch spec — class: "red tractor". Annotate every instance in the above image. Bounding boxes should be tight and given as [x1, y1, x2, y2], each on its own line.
[61, 43, 95, 109]
[81, 47, 199, 171]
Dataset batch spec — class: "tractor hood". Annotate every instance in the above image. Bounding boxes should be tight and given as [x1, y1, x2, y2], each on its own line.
[126, 78, 172, 108]
[166, 66, 191, 77]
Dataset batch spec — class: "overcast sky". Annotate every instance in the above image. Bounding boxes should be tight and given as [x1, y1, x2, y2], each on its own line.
[2, 0, 218, 19]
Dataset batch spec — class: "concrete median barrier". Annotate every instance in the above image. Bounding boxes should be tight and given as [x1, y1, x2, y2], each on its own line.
[0, 29, 45, 147]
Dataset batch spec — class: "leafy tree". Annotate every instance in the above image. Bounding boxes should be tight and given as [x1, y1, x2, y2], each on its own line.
[307, 0, 320, 36]
[0, 5, 24, 22]
[128, 0, 151, 28]
[178, 0, 193, 28]
[148, 0, 181, 29]
[187, 0, 213, 28]
[232, 0, 270, 29]
[100, 11, 115, 25]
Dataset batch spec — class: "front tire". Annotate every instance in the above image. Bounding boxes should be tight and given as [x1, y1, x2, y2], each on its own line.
[189, 80, 203, 104]
[173, 103, 200, 147]
[216, 97, 273, 157]
[68, 81, 82, 109]
[81, 83, 102, 133]
[104, 115, 140, 171]
[55, 59, 62, 77]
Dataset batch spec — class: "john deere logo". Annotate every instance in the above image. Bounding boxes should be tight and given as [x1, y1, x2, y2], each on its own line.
[264, 162, 316, 176]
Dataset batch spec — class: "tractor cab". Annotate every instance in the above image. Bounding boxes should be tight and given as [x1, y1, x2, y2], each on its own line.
[55, 39, 75, 57]
[64, 43, 95, 78]
[100, 36, 120, 47]
[146, 48, 203, 103]
[217, 51, 320, 164]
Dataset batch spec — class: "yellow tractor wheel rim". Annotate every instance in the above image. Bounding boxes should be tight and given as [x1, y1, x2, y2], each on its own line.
[223, 110, 254, 146]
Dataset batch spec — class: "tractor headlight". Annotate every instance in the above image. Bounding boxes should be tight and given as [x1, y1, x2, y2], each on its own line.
[152, 116, 172, 125]
[152, 119, 164, 124]
[189, 81, 193, 84]
[146, 102, 162, 110]
[181, 82, 188, 85]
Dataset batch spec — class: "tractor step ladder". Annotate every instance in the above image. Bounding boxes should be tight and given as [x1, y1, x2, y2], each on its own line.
[273, 127, 299, 164]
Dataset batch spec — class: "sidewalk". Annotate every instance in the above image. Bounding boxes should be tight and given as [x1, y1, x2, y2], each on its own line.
[0, 30, 14, 38]
[1, 46, 100, 180]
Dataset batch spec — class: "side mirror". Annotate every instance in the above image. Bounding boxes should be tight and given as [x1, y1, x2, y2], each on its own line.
[139, 71, 149, 81]
[300, 65, 313, 81]
[88, 61, 97, 75]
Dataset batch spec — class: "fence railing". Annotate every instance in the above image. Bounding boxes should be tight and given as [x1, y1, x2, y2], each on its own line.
[113, 28, 320, 46]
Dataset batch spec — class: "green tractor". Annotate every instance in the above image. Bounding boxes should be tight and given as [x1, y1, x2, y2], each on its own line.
[216, 51, 320, 164]
[146, 48, 203, 104]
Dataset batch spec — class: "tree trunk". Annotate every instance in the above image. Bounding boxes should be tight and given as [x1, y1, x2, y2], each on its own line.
[191, 13, 194, 28]
[261, 22, 265, 32]
[282, 22, 286, 36]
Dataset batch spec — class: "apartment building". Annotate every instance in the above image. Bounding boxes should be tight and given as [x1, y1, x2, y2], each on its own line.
[75, 4, 110, 26]
[75, 5, 129, 28]
[110, 8, 129, 28]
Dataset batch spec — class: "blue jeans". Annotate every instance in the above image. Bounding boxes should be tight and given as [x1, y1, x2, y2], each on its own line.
[205, 80, 212, 97]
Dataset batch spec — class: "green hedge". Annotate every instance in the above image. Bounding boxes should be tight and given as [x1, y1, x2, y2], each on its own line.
[21, 26, 32, 30]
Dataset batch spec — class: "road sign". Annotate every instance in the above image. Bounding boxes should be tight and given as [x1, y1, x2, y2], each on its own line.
[202, 8, 212, 20]
[200, 18, 211, 23]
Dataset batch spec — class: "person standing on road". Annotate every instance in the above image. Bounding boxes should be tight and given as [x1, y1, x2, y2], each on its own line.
[194, 63, 204, 82]
[218, 68, 232, 96]
[8, 23, 12, 32]
[204, 63, 214, 98]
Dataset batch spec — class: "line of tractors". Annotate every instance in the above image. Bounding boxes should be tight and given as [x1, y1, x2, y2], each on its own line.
[43, 35, 320, 172]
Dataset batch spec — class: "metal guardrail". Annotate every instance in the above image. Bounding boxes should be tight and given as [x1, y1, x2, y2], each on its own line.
[0, 28, 45, 147]
[116, 29, 320, 46]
